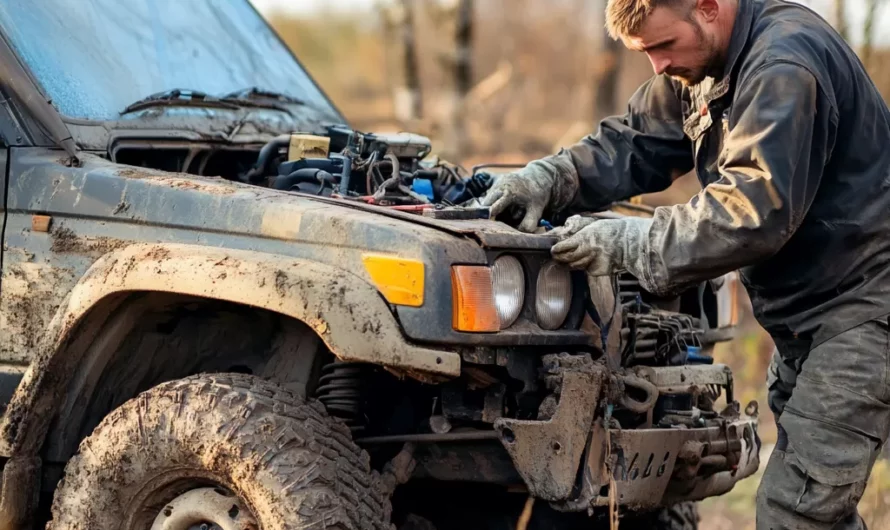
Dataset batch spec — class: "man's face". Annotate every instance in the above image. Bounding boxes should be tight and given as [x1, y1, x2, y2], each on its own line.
[624, 4, 721, 86]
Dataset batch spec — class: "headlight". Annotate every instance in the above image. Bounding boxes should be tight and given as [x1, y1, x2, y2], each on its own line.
[491, 255, 525, 328]
[536, 261, 572, 330]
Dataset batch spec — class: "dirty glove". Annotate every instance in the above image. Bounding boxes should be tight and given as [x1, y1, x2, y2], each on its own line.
[548, 214, 597, 239]
[480, 155, 579, 233]
[551, 215, 655, 289]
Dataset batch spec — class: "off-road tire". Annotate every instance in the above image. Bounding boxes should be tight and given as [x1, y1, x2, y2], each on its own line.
[621, 502, 700, 530]
[46, 373, 392, 530]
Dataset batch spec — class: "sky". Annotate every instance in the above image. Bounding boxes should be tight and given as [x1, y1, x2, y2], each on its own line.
[248, 0, 890, 46]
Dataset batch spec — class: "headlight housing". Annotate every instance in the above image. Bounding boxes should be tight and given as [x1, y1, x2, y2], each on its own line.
[490, 255, 525, 328]
[536, 261, 573, 330]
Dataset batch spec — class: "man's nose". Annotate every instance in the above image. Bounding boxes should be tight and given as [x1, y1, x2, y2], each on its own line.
[648, 54, 670, 75]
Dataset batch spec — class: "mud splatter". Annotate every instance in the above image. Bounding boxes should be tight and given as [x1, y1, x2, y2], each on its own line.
[50, 226, 128, 255]
[50, 227, 78, 253]
[275, 270, 288, 298]
[112, 201, 130, 215]
[144, 247, 171, 261]
[0, 264, 71, 364]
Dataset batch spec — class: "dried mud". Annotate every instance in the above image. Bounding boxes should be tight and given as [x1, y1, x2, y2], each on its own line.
[50, 226, 128, 256]
[0, 262, 71, 364]
[46, 374, 393, 529]
[116, 167, 237, 196]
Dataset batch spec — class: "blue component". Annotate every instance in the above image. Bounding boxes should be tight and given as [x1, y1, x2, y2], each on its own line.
[539, 219, 553, 231]
[412, 178, 435, 201]
[685, 346, 714, 365]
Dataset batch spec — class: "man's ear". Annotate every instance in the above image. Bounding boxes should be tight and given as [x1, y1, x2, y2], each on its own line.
[696, 0, 720, 22]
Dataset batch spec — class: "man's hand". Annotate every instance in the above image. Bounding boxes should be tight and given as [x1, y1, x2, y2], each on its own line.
[551, 215, 653, 279]
[479, 158, 580, 233]
[479, 166, 553, 232]
[548, 214, 597, 239]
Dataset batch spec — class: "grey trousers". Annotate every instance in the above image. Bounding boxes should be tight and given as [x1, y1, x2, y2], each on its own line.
[757, 317, 890, 529]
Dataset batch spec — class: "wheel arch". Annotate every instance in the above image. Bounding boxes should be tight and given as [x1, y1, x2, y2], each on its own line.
[0, 243, 459, 459]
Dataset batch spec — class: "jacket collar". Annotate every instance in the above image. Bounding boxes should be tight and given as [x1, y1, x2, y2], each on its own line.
[705, 0, 756, 102]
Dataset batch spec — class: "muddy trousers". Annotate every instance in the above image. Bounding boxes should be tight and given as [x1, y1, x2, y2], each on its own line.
[756, 317, 890, 529]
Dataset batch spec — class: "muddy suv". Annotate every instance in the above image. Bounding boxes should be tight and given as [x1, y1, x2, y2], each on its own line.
[0, 2, 759, 529]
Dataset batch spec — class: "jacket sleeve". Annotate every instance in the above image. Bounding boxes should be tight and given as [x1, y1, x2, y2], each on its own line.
[636, 61, 838, 296]
[547, 74, 695, 213]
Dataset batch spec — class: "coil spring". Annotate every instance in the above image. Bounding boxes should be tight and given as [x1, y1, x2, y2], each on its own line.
[315, 362, 368, 433]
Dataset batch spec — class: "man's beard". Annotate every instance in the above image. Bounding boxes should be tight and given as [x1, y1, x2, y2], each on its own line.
[669, 68, 708, 86]
[669, 23, 721, 86]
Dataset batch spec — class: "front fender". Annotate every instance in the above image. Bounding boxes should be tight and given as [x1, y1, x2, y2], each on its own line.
[0, 243, 459, 456]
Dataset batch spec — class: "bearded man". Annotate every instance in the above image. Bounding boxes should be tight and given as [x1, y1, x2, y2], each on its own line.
[480, 0, 890, 527]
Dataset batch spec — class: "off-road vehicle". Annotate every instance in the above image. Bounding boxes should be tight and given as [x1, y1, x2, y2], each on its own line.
[0, 1, 760, 529]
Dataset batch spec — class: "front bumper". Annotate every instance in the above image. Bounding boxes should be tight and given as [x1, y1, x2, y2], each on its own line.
[492, 361, 761, 511]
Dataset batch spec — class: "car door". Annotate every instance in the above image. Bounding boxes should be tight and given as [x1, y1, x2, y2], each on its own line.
[0, 143, 25, 413]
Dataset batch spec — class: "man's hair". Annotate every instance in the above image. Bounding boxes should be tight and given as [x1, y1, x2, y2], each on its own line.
[605, 0, 697, 39]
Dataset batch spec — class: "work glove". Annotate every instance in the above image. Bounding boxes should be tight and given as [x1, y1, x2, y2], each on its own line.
[480, 155, 579, 233]
[551, 215, 654, 286]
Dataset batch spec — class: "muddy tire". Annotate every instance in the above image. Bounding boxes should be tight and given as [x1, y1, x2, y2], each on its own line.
[46, 373, 392, 530]
[621, 502, 700, 530]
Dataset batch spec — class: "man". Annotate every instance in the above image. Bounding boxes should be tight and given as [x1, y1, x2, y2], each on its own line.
[480, 0, 890, 527]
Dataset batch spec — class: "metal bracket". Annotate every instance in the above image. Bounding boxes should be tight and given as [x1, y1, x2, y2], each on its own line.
[494, 369, 604, 501]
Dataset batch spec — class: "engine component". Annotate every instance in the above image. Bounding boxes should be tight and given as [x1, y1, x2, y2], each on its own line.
[245, 127, 495, 212]
[619, 273, 706, 367]
[421, 206, 490, 220]
[287, 133, 330, 160]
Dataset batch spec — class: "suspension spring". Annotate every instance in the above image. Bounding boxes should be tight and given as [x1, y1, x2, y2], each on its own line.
[315, 361, 369, 433]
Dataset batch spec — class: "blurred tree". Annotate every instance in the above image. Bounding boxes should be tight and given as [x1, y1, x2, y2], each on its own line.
[863, 0, 885, 70]
[426, 0, 474, 159]
[389, 0, 423, 123]
[834, 0, 849, 41]
[377, 1, 397, 103]
[593, 4, 622, 122]
[450, 0, 474, 159]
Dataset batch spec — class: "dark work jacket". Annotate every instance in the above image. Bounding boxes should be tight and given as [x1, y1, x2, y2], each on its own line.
[556, 0, 890, 349]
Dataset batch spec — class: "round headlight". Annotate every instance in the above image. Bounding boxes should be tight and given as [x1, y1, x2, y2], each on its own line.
[536, 261, 573, 330]
[491, 255, 525, 329]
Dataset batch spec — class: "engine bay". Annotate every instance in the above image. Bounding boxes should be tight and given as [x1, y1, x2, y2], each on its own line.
[113, 126, 503, 218]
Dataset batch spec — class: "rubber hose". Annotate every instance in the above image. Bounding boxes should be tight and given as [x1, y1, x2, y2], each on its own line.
[273, 169, 335, 191]
[245, 134, 291, 182]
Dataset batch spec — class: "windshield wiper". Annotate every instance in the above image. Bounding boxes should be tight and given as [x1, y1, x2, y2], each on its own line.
[122, 88, 299, 115]
[222, 87, 305, 106]
[121, 88, 242, 114]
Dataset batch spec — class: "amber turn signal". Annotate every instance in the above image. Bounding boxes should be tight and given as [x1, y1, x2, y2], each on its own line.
[451, 265, 500, 332]
[362, 253, 425, 307]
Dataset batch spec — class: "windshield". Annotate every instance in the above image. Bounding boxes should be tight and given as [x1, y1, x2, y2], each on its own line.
[0, 0, 340, 121]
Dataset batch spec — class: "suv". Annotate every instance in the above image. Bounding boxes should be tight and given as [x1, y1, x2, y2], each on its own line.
[0, 2, 760, 529]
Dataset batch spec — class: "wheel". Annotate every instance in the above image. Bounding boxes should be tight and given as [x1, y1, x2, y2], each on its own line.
[46, 373, 392, 530]
[620, 502, 700, 530]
